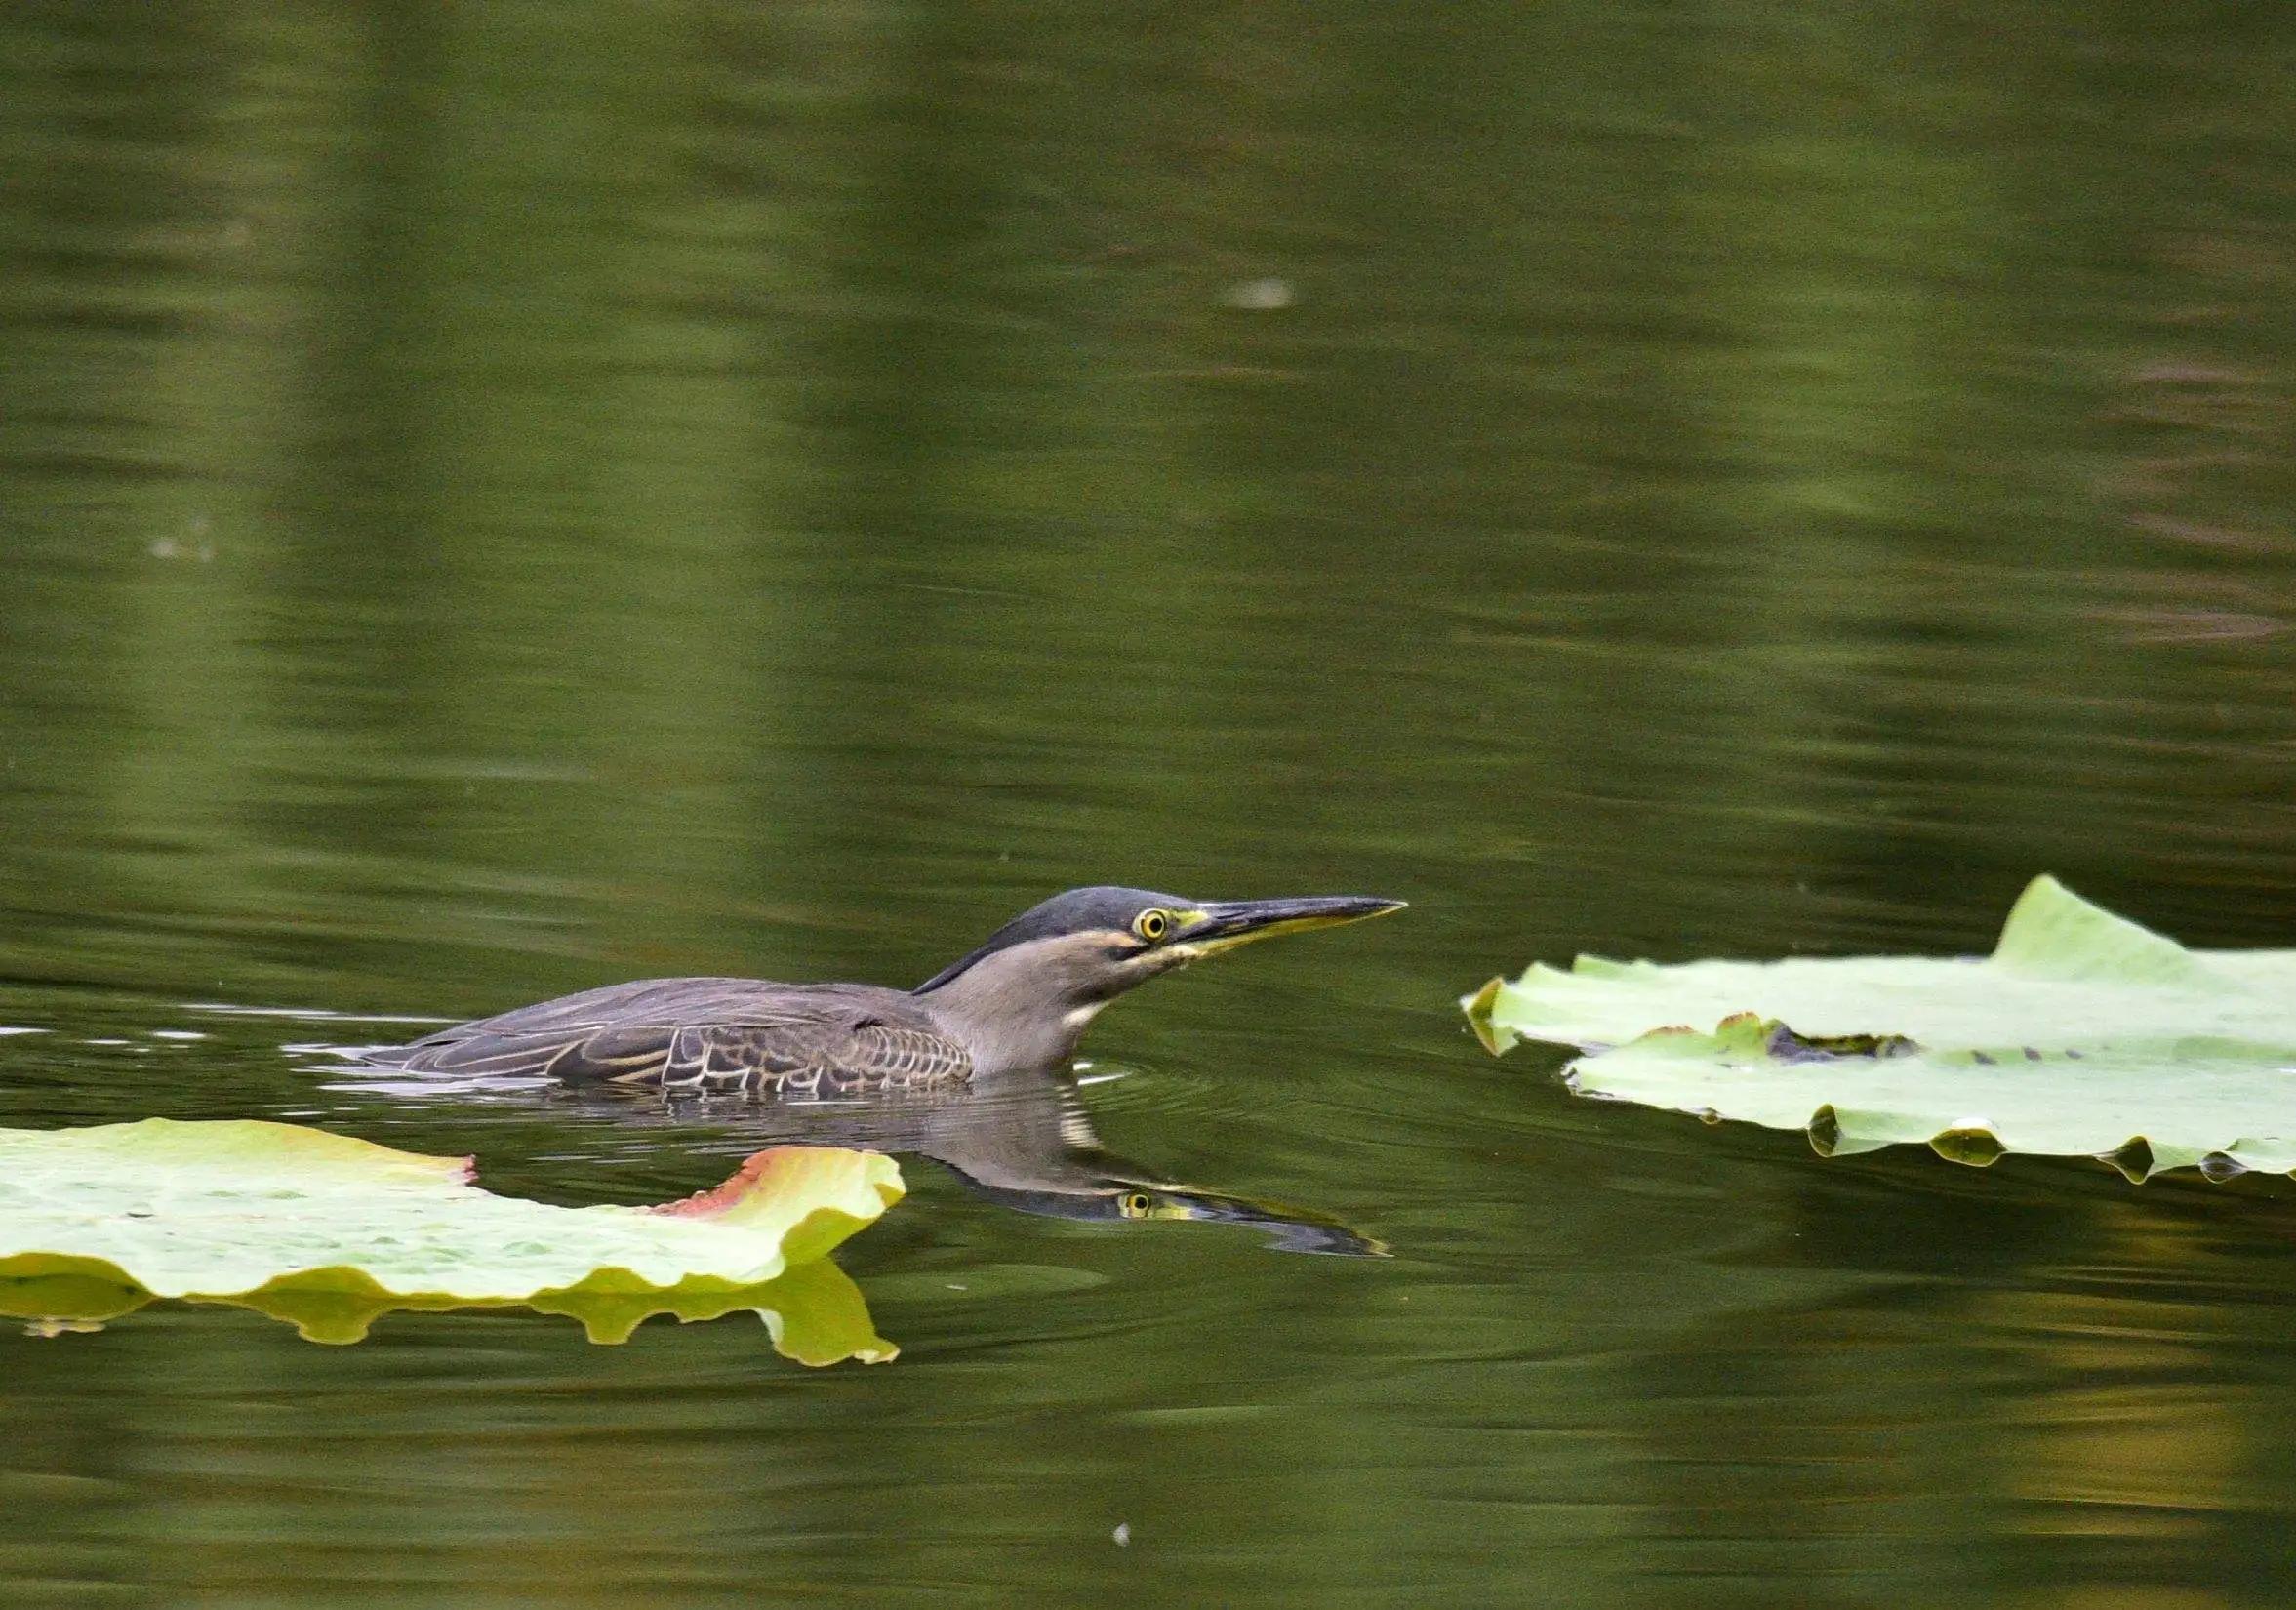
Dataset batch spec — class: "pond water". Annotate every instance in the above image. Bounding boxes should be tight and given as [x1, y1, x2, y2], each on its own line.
[6, 3, 2296, 1605]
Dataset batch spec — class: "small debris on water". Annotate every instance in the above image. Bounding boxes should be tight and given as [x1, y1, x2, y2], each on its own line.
[147, 515, 217, 563]
[1222, 277, 1294, 311]
[24, 1318, 105, 1339]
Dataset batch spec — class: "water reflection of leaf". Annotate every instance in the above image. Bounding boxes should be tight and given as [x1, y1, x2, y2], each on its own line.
[0, 1120, 901, 1361]
[0, 1256, 894, 1360]
[2, 1258, 895, 1359]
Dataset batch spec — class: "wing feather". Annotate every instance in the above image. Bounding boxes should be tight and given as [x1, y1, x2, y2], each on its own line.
[371, 981, 971, 1096]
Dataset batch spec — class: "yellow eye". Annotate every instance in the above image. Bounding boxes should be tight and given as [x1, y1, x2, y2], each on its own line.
[1133, 908, 1170, 942]
[1120, 1192, 1154, 1219]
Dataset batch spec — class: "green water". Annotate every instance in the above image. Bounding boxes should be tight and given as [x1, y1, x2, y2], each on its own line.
[6, 3, 2296, 1604]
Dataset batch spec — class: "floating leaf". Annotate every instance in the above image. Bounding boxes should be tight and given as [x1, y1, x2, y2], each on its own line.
[0, 1118, 902, 1358]
[1465, 876, 2296, 1178]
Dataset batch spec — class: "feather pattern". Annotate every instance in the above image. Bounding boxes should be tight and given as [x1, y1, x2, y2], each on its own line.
[369, 978, 972, 1096]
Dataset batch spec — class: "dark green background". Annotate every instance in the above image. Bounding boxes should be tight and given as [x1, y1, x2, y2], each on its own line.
[5, 3, 2296, 1606]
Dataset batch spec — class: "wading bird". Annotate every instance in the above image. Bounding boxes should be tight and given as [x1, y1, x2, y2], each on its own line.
[360, 886, 1403, 1096]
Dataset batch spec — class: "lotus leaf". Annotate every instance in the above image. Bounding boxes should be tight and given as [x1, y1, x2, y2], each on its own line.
[0, 1118, 902, 1357]
[1465, 876, 2296, 1178]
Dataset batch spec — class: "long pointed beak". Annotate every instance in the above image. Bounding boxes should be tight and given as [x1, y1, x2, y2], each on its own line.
[1170, 894, 1406, 958]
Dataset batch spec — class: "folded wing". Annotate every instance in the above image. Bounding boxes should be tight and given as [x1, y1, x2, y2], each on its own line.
[369, 978, 971, 1095]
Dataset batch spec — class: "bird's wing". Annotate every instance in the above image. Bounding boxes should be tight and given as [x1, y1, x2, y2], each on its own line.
[376, 981, 971, 1094]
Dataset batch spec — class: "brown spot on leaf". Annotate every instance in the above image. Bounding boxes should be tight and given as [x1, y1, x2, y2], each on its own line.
[650, 1147, 805, 1219]
[1760, 1023, 1920, 1064]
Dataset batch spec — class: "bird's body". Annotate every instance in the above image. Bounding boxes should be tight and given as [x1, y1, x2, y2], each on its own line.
[378, 978, 969, 1095]
[362, 885, 1401, 1095]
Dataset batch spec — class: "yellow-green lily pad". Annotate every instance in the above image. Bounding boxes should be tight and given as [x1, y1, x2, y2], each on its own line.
[0, 1118, 902, 1358]
[1465, 876, 2296, 1179]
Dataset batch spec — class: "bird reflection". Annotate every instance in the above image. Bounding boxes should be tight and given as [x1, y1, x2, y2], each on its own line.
[629, 1064, 1384, 1258]
[332, 1053, 1385, 1257]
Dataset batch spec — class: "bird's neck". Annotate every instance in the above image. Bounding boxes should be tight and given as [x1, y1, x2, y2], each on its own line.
[916, 946, 1109, 1074]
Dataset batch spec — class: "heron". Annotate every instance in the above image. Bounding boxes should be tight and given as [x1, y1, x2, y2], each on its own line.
[360, 886, 1403, 1095]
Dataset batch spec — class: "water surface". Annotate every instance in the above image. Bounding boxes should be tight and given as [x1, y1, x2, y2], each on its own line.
[5, 3, 2296, 1605]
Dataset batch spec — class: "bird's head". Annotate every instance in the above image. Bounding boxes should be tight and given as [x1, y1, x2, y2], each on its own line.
[912, 884, 1404, 1066]
[917, 884, 1405, 996]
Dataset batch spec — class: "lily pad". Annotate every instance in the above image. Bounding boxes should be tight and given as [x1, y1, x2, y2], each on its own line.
[0, 1118, 903, 1357]
[1465, 876, 2296, 1178]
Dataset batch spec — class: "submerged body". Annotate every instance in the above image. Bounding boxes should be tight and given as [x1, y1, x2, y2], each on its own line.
[374, 977, 966, 1095]
[364, 886, 1402, 1095]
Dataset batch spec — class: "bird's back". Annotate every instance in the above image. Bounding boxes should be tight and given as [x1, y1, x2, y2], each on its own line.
[366, 976, 971, 1096]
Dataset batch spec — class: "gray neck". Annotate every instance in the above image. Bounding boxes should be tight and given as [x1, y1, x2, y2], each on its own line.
[915, 934, 1127, 1073]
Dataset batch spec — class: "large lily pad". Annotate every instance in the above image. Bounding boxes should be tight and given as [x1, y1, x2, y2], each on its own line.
[1465, 876, 2296, 1178]
[0, 1118, 902, 1357]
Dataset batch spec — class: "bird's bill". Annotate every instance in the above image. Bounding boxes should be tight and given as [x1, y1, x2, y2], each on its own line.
[1166, 894, 1406, 959]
